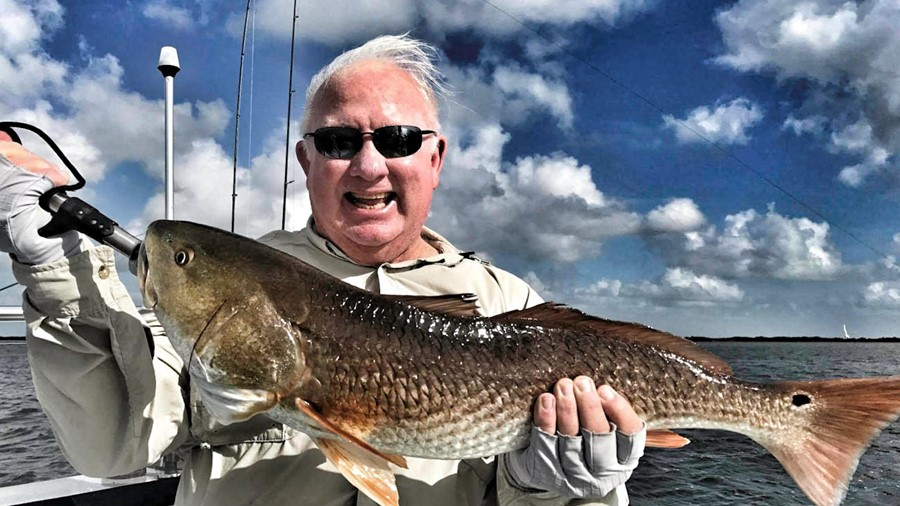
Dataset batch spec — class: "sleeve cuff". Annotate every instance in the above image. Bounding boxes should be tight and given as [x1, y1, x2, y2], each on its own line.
[12, 245, 133, 318]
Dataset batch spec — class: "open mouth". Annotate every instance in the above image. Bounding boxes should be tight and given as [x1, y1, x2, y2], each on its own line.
[345, 191, 397, 210]
[136, 244, 158, 309]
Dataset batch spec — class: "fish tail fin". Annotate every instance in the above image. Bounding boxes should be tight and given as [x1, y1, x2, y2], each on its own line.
[761, 376, 900, 506]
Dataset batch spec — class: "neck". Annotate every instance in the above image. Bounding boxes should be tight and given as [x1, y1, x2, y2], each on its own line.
[312, 223, 439, 266]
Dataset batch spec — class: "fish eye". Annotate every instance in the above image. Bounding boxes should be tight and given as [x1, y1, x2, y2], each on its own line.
[174, 249, 194, 266]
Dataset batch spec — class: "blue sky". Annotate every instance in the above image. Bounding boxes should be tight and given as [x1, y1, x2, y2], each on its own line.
[2, 0, 900, 338]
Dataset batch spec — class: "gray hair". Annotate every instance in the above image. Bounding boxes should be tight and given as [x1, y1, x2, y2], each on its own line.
[300, 34, 447, 133]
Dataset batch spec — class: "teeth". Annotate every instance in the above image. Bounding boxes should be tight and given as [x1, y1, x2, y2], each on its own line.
[350, 192, 390, 201]
[347, 192, 394, 209]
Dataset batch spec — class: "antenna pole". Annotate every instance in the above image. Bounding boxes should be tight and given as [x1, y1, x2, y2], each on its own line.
[158, 47, 180, 221]
[281, 0, 298, 231]
[231, 0, 252, 232]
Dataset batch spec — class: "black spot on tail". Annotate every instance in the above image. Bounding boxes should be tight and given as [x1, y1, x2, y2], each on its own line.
[792, 393, 811, 407]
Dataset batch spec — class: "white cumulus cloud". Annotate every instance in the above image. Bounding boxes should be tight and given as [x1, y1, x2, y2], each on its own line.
[142, 0, 195, 30]
[625, 268, 744, 306]
[663, 98, 763, 145]
[648, 204, 843, 281]
[493, 66, 573, 129]
[431, 121, 640, 263]
[862, 281, 900, 309]
[714, 0, 900, 187]
[246, 0, 658, 43]
[129, 127, 309, 238]
[244, 0, 418, 45]
[644, 198, 705, 233]
[443, 63, 574, 134]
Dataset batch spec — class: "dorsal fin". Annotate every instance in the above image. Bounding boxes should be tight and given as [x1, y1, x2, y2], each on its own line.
[491, 303, 733, 376]
[385, 293, 481, 318]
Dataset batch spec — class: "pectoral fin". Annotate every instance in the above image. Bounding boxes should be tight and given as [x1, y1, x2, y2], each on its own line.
[293, 399, 407, 506]
[294, 398, 407, 468]
[316, 438, 400, 506]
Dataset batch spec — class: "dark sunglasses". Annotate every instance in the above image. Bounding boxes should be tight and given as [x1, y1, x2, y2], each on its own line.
[303, 125, 437, 160]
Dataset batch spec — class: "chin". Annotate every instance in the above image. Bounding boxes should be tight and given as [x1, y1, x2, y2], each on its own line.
[345, 224, 403, 248]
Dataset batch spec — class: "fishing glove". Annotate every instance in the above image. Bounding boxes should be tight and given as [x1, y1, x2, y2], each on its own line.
[504, 422, 646, 498]
[0, 153, 83, 265]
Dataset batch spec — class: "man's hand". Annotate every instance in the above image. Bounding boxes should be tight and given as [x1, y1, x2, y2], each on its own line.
[504, 376, 647, 499]
[0, 131, 83, 264]
[535, 376, 644, 437]
[0, 132, 69, 186]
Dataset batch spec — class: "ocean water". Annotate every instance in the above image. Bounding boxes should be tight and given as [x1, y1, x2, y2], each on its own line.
[628, 341, 900, 505]
[0, 342, 75, 485]
[0, 340, 898, 505]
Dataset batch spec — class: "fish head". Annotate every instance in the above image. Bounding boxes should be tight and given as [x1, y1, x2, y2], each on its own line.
[139, 220, 241, 357]
[139, 220, 316, 423]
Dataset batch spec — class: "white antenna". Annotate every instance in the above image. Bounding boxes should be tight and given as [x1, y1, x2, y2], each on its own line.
[158, 46, 181, 220]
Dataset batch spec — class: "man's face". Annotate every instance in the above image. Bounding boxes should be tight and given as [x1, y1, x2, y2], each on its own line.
[298, 61, 446, 265]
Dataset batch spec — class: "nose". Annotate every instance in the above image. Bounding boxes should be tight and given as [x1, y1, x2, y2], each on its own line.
[347, 135, 389, 181]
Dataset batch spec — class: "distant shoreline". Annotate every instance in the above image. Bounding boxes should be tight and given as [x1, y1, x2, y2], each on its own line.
[688, 336, 900, 342]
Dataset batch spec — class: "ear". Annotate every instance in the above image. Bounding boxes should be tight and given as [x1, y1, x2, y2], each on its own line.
[430, 135, 447, 189]
[296, 140, 311, 176]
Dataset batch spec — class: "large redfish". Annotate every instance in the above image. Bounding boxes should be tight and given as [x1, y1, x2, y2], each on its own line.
[137, 220, 900, 506]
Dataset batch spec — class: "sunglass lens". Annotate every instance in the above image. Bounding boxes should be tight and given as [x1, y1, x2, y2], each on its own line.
[373, 126, 422, 158]
[315, 127, 362, 159]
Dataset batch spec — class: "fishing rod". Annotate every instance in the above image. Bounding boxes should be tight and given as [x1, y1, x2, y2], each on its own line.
[0, 121, 143, 274]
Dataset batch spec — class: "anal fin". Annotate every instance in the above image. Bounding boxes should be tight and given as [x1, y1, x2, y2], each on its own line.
[317, 438, 399, 506]
[646, 429, 690, 448]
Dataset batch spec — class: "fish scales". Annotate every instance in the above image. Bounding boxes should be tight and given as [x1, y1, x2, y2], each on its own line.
[287, 287, 771, 459]
[138, 220, 900, 506]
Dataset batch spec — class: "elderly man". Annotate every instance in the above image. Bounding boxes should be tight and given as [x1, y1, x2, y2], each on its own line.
[0, 35, 645, 505]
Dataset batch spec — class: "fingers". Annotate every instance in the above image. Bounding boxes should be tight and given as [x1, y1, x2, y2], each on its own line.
[534, 377, 643, 436]
[555, 378, 578, 436]
[598, 384, 644, 435]
[533, 393, 556, 434]
[0, 138, 68, 187]
[574, 377, 611, 434]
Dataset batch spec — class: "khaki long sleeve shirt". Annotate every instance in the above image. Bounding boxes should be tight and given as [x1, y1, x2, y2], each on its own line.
[14, 223, 629, 506]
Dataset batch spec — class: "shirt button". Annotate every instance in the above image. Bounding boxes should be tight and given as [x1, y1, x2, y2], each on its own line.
[98, 265, 110, 279]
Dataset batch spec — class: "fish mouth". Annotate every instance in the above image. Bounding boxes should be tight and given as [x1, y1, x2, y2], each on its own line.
[136, 242, 158, 309]
[345, 191, 396, 210]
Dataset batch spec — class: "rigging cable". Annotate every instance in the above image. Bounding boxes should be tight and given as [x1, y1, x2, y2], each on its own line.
[282, 0, 299, 230]
[480, 0, 890, 261]
[231, 0, 253, 233]
[243, 2, 257, 233]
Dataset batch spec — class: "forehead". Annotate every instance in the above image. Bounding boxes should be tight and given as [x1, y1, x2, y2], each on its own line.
[309, 60, 436, 128]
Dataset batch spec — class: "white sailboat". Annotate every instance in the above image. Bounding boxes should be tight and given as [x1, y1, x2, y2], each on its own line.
[843, 324, 851, 339]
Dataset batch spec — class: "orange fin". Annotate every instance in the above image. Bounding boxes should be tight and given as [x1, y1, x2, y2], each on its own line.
[761, 377, 900, 506]
[317, 437, 399, 506]
[295, 398, 407, 468]
[491, 303, 733, 376]
[386, 293, 481, 317]
[646, 429, 690, 448]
